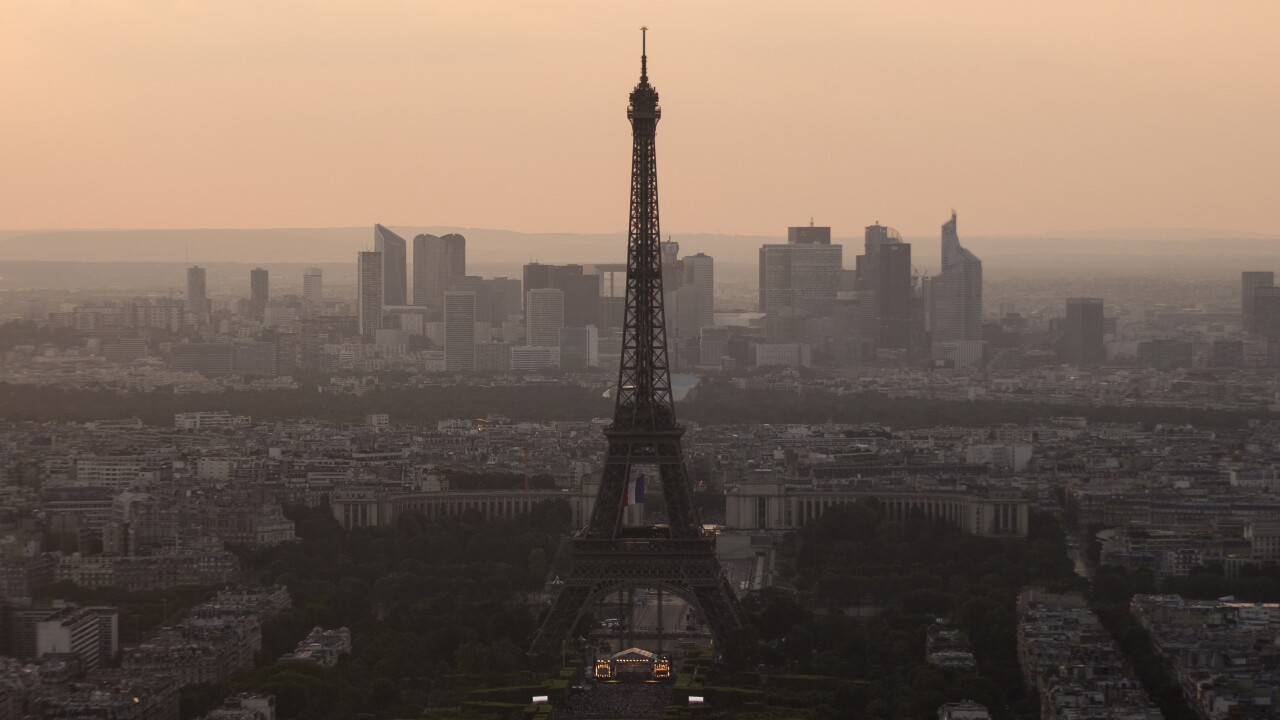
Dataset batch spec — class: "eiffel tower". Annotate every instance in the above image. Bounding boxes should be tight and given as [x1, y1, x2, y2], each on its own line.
[529, 30, 747, 658]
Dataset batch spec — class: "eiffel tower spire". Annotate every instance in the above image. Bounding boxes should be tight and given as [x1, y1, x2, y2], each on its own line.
[588, 29, 694, 540]
[530, 32, 746, 658]
[614, 24, 671, 435]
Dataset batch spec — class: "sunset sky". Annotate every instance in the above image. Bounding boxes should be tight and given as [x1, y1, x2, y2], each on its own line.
[3, 1, 1278, 238]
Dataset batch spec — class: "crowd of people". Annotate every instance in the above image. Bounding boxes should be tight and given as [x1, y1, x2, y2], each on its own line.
[551, 682, 673, 719]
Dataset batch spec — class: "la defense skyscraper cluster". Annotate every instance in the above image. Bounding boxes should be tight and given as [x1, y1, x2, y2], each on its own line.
[756, 213, 983, 369]
[355, 225, 469, 340]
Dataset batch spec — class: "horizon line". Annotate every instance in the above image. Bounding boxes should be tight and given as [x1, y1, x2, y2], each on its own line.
[2, 225, 1278, 241]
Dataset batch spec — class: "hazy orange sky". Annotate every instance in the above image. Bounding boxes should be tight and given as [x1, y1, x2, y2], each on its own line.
[3, 1, 1278, 238]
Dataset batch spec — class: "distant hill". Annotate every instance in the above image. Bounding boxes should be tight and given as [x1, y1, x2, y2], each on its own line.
[0, 226, 1276, 281]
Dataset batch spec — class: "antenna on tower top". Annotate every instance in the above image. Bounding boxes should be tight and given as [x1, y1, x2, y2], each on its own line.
[640, 26, 649, 82]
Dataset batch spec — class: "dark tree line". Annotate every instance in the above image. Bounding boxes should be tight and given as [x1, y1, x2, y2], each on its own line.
[0, 319, 81, 352]
[0, 380, 1267, 430]
[1087, 565, 1200, 720]
[684, 379, 1270, 430]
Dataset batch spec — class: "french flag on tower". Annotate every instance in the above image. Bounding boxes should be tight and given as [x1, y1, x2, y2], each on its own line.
[623, 474, 646, 507]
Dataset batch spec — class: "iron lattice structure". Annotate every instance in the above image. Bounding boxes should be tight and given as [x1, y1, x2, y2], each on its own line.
[529, 32, 747, 657]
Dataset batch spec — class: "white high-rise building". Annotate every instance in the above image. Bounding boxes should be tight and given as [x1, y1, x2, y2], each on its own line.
[357, 251, 383, 338]
[36, 606, 118, 671]
[682, 253, 715, 332]
[525, 288, 565, 348]
[511, 345, 559, 370]
[444, 290, 477, 373]
[759, 227, 843, 319]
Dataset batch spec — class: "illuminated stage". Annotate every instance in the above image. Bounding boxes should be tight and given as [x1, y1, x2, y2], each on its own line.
[593, 647, 672, 683]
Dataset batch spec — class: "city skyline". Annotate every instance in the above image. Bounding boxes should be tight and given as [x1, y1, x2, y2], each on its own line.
[3, 14, 1280, 720]
[3, 2, 1278, 238]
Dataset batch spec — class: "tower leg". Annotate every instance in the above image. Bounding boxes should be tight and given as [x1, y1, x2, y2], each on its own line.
[656, 585, 663, 655]
[626, 587, 635, 649]
[533, 584, 592, 661]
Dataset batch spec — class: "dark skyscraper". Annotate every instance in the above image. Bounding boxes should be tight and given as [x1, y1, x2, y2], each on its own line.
[1252, 286, 1280, 341]
[445, 276, 491, 330]
[357, 251, 383, 338]
[413, 233, 466, 308]
[787, 224, 832, 245]
[597, 295, 625, 329]
[444, 290, 477, 373]
[248, 267, 268, 320]
[374, 224, 408, 307]
[482, 277, 523, 326]
[876, 244, 913, 350]
[1063, 297, 1106, 366]
[303, 267, 323, 307]
[521, 263, 555, 294]
[929, 212, 983, 367]
[857, 224, 913, 350]
[186, 266, 207, 315]
[1241, 271, 1275, 334]
[522, 263, 601, 328]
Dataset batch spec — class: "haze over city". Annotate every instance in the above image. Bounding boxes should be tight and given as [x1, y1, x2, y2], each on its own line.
[2, 4, 1280, 720]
